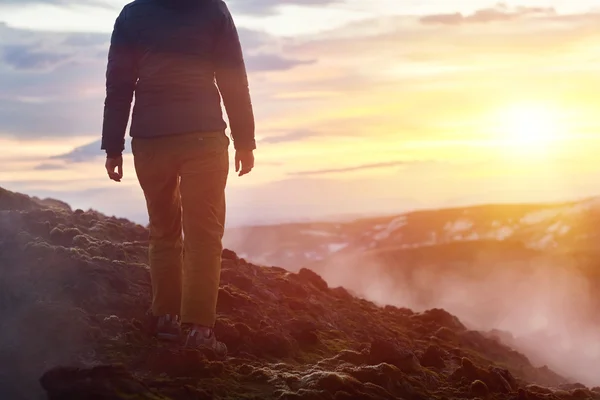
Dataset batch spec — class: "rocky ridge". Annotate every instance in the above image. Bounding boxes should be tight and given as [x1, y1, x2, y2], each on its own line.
[0, 187, 597, 400]
[225, 200, 600, 270]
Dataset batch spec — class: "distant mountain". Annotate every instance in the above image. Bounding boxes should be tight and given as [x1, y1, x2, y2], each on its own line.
[224, 199, 600, 270]
[1, 186, 592, 399]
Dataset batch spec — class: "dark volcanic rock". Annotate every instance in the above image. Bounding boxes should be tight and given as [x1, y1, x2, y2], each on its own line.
[40, 365, 168, 400]
[451, 357, 518, 394]
[369, 339, 421, 373]
[419, 344, 446, 369]
[222, 248, 239, 261]
[297, 267, 328, 291]
[288, 318, 320, 346]
[0, 186, 576, 400]
[411, 308, 466, 332]
[470, 379, 489, 398]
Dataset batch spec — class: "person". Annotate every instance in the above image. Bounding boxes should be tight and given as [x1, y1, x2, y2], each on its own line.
[100, 0, 256, 358]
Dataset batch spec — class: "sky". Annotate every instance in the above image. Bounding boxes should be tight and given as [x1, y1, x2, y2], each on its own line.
[1, 0, 600, 226]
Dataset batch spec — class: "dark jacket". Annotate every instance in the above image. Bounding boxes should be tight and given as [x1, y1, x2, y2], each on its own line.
[101, 0, 255, 157]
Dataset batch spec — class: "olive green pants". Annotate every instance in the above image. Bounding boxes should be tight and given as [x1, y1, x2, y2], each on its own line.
[132, 131, 229, 327]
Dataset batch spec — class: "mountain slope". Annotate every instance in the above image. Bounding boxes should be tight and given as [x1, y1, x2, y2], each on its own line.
[226, 196, 600, 387]
[0, 187, 597, 400]
[224, 199, 600, 270]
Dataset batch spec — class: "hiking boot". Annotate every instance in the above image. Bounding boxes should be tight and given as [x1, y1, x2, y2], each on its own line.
[146, 312, 181, 342]
[185, 328, 228, 358]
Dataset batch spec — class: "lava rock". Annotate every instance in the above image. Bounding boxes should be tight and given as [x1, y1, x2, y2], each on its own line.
[411, 308, 466, 331]
[40, 365, 168, 400]
[288, 319, 319, 346]
[470, 380, 489, 398]
[222, 248, 239, 261]
[253, 331, 295, 357]
[419, 344, 446, 369]
[297, 268, 328, 291]
[369, 339, 421, 373]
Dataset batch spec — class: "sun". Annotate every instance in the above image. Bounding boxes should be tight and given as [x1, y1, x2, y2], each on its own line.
[500, 103, 560, 147]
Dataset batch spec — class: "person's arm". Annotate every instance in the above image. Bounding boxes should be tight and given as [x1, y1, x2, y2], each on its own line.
[101, 7, 137, 158]
[214, 2, 256, 151]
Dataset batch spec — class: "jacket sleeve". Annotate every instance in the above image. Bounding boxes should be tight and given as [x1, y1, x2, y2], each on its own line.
[214, 2, 256, 151]
[101, 7, 137, 157]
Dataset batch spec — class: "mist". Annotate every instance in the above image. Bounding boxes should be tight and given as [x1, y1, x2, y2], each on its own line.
[315, 251, 600, 387]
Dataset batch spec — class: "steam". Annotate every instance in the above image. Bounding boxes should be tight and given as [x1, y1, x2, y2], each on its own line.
[0, 208, 98, 399]
[317, 251, 600, 387]
[0, 258, 87, 397]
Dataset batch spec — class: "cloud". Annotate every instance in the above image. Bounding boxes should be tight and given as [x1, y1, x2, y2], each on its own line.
[61, 33, 109, 47]
[223, 0, 343, 16]
[289, 160, 430, 176]
[237, 27, 279, 50]
[274, 5, 600, 102]
[289, 6, 600, 54]
[0, 0, 112, 7]
[1, 44, 71, 70]
[260, 130, 320, 144]
[0, 0, 339, 16]
[33, 163, 66, 171]
[246, 53, 314, 72]
[0, 96, 103, 137]
[420, 5, 560, 25]
[51, 138, 130, 162]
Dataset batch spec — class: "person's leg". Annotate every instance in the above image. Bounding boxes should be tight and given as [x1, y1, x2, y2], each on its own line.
[132, 137, 183, 326]
[177, 131, 229, 330]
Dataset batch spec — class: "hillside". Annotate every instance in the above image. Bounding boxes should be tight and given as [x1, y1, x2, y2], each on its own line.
[225, 196, 600, 387]
[1, 186, 599, 400]
[224, 199, 600, 270]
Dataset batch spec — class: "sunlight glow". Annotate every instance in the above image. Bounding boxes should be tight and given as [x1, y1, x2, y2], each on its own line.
[479, 101, 571, 161]
[501, 103, 560, 147]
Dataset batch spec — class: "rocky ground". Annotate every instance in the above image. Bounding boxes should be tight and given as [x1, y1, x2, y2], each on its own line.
[1, 187, 599, 400]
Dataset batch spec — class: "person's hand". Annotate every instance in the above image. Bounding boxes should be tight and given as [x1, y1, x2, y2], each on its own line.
[105, 155, 123, 182]
[235, 149, 254, 177]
